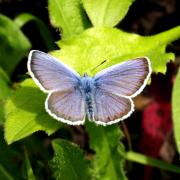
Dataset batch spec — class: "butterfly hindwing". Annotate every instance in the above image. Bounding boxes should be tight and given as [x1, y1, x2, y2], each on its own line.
[92, 88, 134, 125]
[46, 88, 85, 125]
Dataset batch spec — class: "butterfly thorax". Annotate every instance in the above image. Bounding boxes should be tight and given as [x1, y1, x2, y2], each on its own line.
[80, 75, 94, 120]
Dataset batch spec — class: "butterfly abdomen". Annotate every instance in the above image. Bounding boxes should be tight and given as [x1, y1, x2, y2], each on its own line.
[80, 76, 94, 120]
[85, 93, 93, 120]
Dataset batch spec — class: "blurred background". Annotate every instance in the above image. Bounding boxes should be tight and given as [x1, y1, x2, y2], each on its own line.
[0, 0, 180, 179]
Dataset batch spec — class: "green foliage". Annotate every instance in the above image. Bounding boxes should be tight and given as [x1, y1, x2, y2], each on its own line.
[4, 79, 62, 144]
[0, 130, 22, 179]
[125, 151, 180, 174]
[14, 13, 56, 50]
[0, 164, 14, 180]
[0, 14, 31, 75]
[49, 139, 90, 180]
[173, 70, 180, 153]
[86, 121, 126, 180]
[51, 26, 180, 76]
[0, 0, 180, 179]
[82, 0, 134, 27]
[24, 148, 36, 180]
[0, 68, 11, 124]
[48, 0, 90, 40]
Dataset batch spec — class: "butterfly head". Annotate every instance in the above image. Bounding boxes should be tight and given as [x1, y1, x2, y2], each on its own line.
[83, 73, 88, 77]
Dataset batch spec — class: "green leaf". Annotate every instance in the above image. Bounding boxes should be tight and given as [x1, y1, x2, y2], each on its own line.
[0, 14, 31, 75]
[48, 0, 90, 40]
[0, 129, 22, 179]
[0, 67, 10, 84]
[125, 151, 180, 174]
[0, 69, 10, 99]
[82, 0, 134, 27]
[51, 26, 180, 76]
[172, 69, 180, 153]
[4, 79, 62, 144]
[14, 13, 56, 50]
[24, 148, 36, 180]
[0, 68, 11, 124]
[49, 139, 90, 180]
[86, 121, 126, 180]
[0, 164, 14, 180]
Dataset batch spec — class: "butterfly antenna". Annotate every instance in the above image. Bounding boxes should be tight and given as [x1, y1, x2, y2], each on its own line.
[90, 60, 107, 73]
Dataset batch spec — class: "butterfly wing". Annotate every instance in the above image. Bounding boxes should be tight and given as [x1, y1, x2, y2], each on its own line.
[92, 57, 151, 125]
[94, 57, 151, 98]
[92, 88, 134, 125]
[28, 50, 81, 92]
[46, 88, 85, 125]
[28, 50, 85, 125]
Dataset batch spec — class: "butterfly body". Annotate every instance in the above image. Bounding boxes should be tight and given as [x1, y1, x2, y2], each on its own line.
[28, 50, 151, 126]
[80, 74, 94, 120]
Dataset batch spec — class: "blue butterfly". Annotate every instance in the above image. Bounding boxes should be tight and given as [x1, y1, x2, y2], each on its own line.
[28, 50, 151, 126]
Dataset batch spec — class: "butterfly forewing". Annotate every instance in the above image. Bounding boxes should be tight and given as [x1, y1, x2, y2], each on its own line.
[94, 58, 151, 98]
[46, 88, 85, 125]
[93, 88, 134, 125]
[28, 50, 80, 92]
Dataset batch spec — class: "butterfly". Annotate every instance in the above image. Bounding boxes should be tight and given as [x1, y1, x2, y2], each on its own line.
[28, 50, 151, 126]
